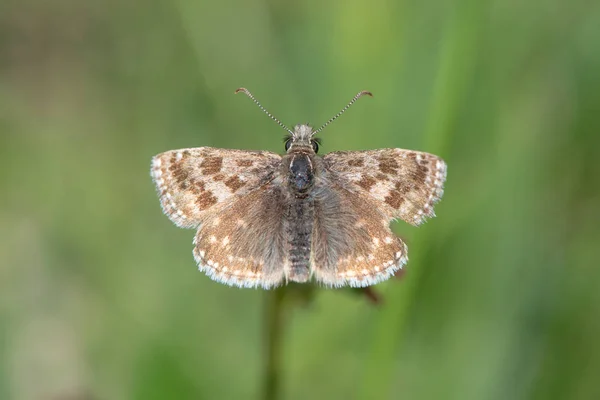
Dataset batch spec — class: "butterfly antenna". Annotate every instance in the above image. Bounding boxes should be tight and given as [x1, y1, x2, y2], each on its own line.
[235, 88, 293, 135]
[313, 90, 373, 135]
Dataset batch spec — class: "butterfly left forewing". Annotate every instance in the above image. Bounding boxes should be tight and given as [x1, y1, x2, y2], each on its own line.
[151, 147, 281, 228]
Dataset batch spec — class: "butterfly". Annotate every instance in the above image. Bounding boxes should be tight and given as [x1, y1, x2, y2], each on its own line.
[151, 88, 447, 289]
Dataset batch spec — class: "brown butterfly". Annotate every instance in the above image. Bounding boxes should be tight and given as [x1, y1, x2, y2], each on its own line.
[151, 88, 446, 289]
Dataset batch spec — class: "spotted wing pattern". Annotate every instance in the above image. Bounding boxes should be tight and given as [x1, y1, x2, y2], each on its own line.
[151, 148, 281, 228]
[323, 149, 447, 226]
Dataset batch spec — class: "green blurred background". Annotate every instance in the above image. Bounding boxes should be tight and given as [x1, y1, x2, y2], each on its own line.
[2, 0, 600, 399]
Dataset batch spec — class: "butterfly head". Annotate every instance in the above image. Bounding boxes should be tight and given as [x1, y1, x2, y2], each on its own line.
[284, 124, 320, 154]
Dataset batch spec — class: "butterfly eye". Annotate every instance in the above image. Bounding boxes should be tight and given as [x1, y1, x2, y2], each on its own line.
[284, 138, 292, 151]
[311, 140, 319, 153]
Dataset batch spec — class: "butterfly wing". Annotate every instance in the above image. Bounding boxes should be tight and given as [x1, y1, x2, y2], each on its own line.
[310, 149, 446, 287]
[322, 149, 447, 226]
[151, 147, 288, 288]
[192, 180, 289, 288]
[311, 179, 408, 287]
[151, 148, 282, 228]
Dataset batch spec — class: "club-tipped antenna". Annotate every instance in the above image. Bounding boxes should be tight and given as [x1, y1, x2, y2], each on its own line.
[313, 90, 373, 135]
[235, 88, 293, 135]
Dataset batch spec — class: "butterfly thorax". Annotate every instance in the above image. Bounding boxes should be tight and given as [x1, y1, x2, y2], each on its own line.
[287, 152, 315, 197]
[285, 124, 318, 198]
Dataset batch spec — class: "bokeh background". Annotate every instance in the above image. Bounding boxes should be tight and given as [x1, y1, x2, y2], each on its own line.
[2, 0, 600, 399]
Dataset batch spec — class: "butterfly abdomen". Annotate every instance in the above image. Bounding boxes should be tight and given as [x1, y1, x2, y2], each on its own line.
[286, 198, 313, 283]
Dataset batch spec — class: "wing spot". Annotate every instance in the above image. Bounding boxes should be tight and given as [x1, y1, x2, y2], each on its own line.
[236, 159, 254, 167]
[196, 190, 218, 210]
[348, 158, 364, 167]
[378, 157, 399, 174]
[372, 237, 380, 247]
[200, 156, 223, 175]
[222, 236, 230, 246]
[210, 236, 217, 243]
[357, 175, 376, 191]
[225, 176, 245, 192]
[385, 191, 405, 209]
[200, 250, 206, 258]
[384, 236, 393, 244]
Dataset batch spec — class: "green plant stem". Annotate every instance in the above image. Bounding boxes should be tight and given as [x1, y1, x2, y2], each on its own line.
[264, 287, 286, 400]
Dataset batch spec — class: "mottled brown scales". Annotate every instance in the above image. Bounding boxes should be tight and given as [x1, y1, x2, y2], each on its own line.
[187, 178, 205, 194]
[395, 180, 412, 194]
[225, 176, 245, 192]
[236, 159, 254, 167]
[213, 174, 225, 181]
[348, 158, 364, 167]
[200, 156, 223, 175]
[376, 173, 388, 181]
[378, 157, 399, 174]
[385, 191, 405, 209]
[196, 190, 218, 210]
[358, 175, 376, 190]
[171, 166, 189, 185]
[413, 165, 428, 184]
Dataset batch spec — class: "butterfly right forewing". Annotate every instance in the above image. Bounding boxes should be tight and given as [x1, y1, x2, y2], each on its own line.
[323, 149, 447, 226]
